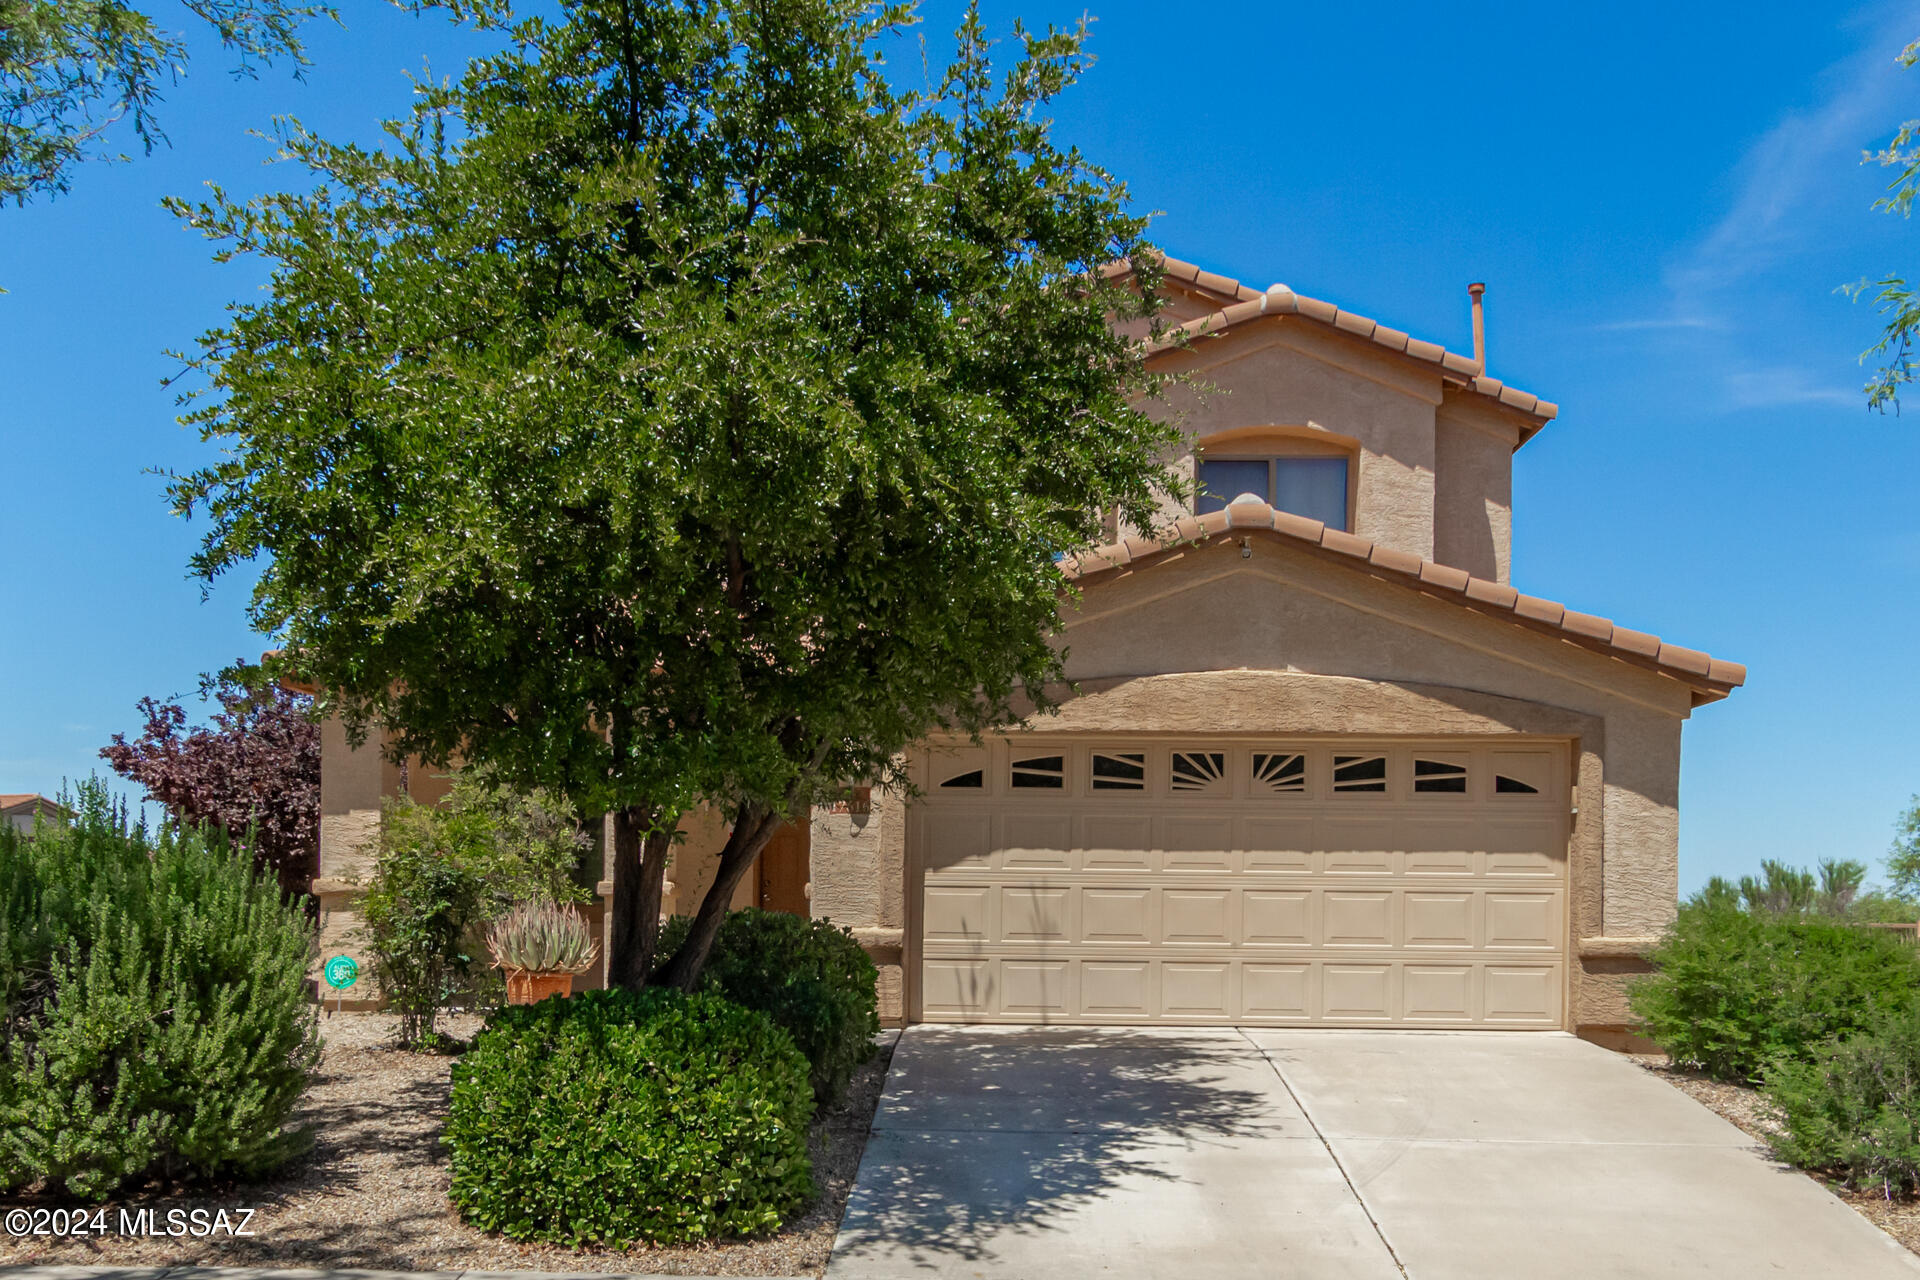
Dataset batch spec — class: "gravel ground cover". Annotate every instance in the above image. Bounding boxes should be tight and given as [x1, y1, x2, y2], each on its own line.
[0, 1011, 895, 1277]
[1636, 1055, 1920, 1258]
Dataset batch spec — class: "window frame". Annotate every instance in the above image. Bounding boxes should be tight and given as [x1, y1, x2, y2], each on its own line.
[1194, 440, 1355, 532]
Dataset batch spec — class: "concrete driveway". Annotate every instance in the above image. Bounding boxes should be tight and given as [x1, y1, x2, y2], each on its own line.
[827, 1026, 1920, 1279]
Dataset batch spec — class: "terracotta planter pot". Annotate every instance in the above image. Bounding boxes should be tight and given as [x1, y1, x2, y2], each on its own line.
[505, 970, 575, 1005]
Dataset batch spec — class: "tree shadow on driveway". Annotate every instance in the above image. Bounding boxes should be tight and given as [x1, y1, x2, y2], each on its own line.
[833, 1027, 1295, 1269]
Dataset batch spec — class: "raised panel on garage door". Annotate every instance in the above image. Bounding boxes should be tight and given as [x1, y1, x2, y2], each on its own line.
[1163, 815, 1234, 872]
[915, 739, 1568, 1028]
[1083, 814, 1154, 871]
[1082, 962, 1150, 1015]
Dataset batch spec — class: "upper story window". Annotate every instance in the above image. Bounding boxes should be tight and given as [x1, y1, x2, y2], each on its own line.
[1197, 455, 1349, 531]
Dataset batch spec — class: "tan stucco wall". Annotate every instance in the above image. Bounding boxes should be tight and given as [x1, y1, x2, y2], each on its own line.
[1059, 539, 1690, 708]
[318, 717, 384, 882]
[809, 793, 909, 1026]
[1137, 318, 1540, 581]
[316, 722, 461, 888]
[313, 718, 391, 1006]
[1434, 393, 1518, 583]
[1151, 323, 1439, 560]
[628, 807, 755, 918]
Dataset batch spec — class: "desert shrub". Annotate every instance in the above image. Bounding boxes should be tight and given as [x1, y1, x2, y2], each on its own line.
[1695, 860, 1920, 924]
[1631, 901, 1920, 1082]
[657, 908, 879, 1102]
[359, 767, 593, 1046]
[1849, 890, 1920, 924]
[445, 986, 813, 1245]
[1689, 875, 1744, 914]
[1700, 858, 1902, 921]
[1764, 1008, 1920, 1197]
[0, 781, 320, 1200]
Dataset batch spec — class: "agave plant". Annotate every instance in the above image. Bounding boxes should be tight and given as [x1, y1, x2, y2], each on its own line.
[486, 900, 598, 975]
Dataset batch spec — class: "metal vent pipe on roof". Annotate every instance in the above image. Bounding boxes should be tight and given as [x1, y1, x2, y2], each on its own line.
[1468, 282, 1487, 372]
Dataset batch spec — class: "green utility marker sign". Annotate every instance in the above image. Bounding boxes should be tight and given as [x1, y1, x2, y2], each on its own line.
[324, 955, 359, 989]
[322, 955, 358, 1016]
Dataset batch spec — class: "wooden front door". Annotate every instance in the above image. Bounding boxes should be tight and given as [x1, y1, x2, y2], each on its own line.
[758, 820, 811, 915]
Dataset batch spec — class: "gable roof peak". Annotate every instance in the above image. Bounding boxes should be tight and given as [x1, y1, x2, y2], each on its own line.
[1058, 500, 1743, 706]
[1108, 249, 1559, 439]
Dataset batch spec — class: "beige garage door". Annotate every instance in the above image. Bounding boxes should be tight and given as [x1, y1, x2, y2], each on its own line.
[912, 738, 1569, 1028]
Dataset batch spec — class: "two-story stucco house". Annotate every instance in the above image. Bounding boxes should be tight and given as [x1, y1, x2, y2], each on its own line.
[313, 252, 1742, 1046]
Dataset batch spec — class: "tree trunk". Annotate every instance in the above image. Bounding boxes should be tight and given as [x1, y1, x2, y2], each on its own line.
[656, 801, 785, 990]
[607, 804, 672, 990]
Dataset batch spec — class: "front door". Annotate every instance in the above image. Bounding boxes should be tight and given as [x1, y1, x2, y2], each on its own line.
[758, 820, 812, 915]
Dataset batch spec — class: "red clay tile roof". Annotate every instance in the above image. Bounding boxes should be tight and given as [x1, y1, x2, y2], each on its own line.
[1, 793, 71, 816]
[1105, 252, 1559, 440]
[259, 649, 319, 695]
[1058, 499, 1745, 705]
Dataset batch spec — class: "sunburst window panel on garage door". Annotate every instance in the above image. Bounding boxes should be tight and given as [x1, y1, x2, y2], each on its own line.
[912, 739, 1568, 1028]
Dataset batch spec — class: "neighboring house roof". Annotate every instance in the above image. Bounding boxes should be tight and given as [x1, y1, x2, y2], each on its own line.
[259, 649, 319, 696]
[1, 793, 71, 818]
[1104, 251, 1558, 440]
[1059, 498, 1746, 705]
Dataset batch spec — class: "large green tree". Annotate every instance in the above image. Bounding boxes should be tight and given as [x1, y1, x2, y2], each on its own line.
[1, 0, 325, 203]
[169, 0, 1180, 988]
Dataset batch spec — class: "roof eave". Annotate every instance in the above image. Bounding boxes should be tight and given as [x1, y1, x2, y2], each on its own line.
[1059, 501, 1745, 703]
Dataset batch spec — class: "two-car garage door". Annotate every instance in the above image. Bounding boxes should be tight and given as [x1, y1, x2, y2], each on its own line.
[911, 738, 1570, 1028]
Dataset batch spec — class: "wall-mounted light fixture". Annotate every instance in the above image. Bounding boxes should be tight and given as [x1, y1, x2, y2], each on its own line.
[831, 784, 872, 816]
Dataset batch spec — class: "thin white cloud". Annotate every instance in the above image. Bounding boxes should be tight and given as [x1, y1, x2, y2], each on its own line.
[1672, 67, 1901, 299]
[1722, 368, 1864, 409]
[1590, 315, 1723, 333]
[1606, 5, 1918, 411]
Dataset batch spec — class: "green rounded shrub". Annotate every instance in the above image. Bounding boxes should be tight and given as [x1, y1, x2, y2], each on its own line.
[1630, 902, 1920, 1082]
[0, 781, 320, 1200]
[658, 908, 879, 1102]
[1764, 1007, 1920, 1198]
[445, 986, 814, 1245]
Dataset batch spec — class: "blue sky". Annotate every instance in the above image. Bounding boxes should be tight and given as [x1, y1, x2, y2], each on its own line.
[2, 1, 1916, 893]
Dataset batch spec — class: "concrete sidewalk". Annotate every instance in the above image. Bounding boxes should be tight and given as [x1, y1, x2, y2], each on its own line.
[829, 1025, 1920, 1279]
